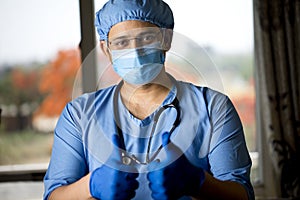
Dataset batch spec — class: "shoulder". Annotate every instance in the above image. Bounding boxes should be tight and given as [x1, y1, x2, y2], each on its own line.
[69, 85, 116, 110]
[177, 81, 230, 111]
[59, 85, 116, 121]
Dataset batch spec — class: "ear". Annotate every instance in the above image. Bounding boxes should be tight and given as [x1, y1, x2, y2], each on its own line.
[100, 41, 111, 58]
[162, 29, 173, 51]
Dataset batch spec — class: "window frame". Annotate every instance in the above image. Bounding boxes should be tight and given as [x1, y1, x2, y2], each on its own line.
[0, 164, 47, 182]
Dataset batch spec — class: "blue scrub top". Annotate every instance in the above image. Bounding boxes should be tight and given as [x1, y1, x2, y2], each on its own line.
[43, 80, 254, 200]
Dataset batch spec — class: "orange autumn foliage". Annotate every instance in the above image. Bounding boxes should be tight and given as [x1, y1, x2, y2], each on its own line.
[12, 69, 38, 90]
[35, 49, 81, 117]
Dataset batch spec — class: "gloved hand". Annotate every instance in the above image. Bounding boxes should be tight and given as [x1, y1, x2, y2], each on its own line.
[147, 132, 205, 199]
[90, 134, 139, 200]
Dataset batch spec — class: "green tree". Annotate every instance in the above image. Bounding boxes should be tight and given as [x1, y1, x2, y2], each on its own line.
[0, 66, 44, 131]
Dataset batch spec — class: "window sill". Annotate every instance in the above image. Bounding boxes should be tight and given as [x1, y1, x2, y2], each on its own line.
[0, 163, 48, 182]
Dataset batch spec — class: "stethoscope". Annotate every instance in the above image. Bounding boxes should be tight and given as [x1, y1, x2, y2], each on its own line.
[113, 80, 181, 165]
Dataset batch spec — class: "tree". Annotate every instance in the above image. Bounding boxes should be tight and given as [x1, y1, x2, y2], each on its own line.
[0, 68, 14, 105]
[35, 49, 81, 117]
[11, 68, 41, 104]
[0, 66, 42, 131]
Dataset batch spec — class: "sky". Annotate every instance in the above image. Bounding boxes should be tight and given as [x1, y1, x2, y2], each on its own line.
[0, 0, 253, 65]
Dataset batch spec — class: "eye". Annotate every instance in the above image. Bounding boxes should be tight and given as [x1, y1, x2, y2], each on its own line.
[111, 39, 129, 49]
[142, 33, 156, 43]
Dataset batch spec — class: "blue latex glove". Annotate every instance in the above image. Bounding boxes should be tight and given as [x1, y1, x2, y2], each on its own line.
[90, 134, 139, 200]
[147, 132, 205, 199]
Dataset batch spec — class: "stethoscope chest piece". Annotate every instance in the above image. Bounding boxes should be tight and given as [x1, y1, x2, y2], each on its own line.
[121, 152, 132, 165]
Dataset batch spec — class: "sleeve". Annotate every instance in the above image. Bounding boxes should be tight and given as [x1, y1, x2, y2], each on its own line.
[43, 102, 88, 200]
[206, 91, 255, 200]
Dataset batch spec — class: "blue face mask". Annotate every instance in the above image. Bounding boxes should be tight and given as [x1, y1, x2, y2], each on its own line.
[111, 46, 165, 85]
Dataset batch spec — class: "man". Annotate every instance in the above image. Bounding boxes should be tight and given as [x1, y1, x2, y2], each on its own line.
[44, 0, 254, 199]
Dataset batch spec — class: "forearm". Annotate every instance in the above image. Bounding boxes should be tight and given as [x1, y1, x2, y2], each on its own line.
[193, 172, 249, 200]
[48, 173, 94, 200]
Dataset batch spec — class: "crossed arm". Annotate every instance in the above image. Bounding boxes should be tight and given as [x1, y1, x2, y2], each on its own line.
[48, 171, 249, 200]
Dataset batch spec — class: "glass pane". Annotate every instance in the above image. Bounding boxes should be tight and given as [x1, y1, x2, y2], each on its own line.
[0, 0, 80, 166]
[162, 0, 258, 182]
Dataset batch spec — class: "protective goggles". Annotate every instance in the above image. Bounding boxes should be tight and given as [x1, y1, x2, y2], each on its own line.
[107, 27, 172, 50]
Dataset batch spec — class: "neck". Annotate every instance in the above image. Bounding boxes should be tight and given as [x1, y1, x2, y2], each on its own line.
[120, 72, 173, 119]
[121, 72, 173, 97]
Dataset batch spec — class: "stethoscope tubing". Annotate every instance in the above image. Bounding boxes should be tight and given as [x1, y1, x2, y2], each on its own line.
[112, 79, 181, 165]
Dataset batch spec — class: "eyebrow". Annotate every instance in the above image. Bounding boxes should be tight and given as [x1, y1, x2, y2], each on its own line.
[110, 30, 159, 41]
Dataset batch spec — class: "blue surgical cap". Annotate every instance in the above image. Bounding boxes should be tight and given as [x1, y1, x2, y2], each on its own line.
[95, 0, 174, 41]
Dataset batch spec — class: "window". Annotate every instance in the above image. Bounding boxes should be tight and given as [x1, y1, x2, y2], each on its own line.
[161, 0, 258, 182]
[0, 0, 80, 198]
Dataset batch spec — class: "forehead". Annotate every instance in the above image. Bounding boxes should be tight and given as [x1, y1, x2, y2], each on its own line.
[108, 20, 158, 38]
